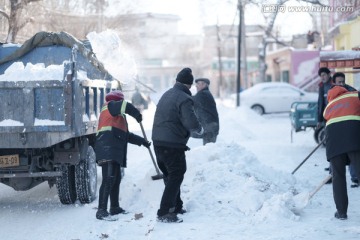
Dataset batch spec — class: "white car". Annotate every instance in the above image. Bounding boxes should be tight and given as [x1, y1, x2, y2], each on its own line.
[240, 82, 318, 115]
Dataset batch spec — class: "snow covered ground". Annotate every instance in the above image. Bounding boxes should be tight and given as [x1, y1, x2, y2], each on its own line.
[1, 100, 360, 240]
[1, 31, 360, 239]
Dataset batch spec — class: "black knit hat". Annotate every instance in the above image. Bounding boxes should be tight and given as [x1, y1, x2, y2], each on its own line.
[195, 78, 210, 85]
[176, 68, 194, 85]
[318, 67, 330, 76]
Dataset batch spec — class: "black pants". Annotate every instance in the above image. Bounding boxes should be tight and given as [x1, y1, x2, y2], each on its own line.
[330, 151, 360, 215]
[98, 161, 121, 211]
[154, 146, 187, 216]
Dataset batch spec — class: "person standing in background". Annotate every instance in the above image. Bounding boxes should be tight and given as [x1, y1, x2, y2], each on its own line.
[317, 67, 333, 130]
[131, 87, 148, 112]
[317, 67, 334, 183]
[192, 78, 219, 145]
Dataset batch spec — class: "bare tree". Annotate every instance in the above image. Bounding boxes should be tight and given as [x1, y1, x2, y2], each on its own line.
[199, 0, 327, 83]
[1, 0, 42, 43]
[251, 0, 327, 82]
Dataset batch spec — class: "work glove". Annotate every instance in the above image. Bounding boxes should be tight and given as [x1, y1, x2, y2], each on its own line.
[142, 139, 151, 148]
[135, 113, 143, 123]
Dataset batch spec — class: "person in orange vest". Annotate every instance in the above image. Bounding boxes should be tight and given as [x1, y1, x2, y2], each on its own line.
[323, 85, 360, 220]
[94, 90, 151, 221]
[332, 72, 359, 187]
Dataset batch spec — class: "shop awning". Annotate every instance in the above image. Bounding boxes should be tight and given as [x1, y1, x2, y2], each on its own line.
[320, 49, 360, 69]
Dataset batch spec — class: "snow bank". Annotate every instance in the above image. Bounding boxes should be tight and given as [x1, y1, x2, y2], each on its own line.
[0, 62, 64, 81]
[186, 141, 300, 223]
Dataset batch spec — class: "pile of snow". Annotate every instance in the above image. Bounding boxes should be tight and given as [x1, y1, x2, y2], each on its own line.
[185, 142, 300, 221]
[0, 62, 64, 81]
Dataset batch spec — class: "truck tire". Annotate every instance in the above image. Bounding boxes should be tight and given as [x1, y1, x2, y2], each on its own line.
[75, 146, 97, 204]
[56, 165, 77, 204]
[314, 126, 326, 146]
[317, 127, 326, 146]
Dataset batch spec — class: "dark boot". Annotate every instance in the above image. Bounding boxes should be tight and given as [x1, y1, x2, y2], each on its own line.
[96, 209, 110, 220]
[96, 181, 110, 220]
[334, 211, 347, 220]
[157, 213, 183, 223]
[351, 179, 359, 188]
[174, 192, 184, 214]
[174, 207, 187, 214]
[110, 207, 128, 215]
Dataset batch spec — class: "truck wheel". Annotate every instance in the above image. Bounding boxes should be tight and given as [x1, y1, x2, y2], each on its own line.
[75, 146, 97, 204]
[317, 126, 326, 146]
[56, 165, 77, 204]
[314, 127, 320, 144]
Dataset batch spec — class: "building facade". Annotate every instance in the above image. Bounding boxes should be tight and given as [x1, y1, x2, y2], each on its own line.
[328, 0, 360, 87]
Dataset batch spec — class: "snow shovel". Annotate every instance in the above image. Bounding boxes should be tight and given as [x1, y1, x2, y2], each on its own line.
[139, 122, 163, 180]
[291, 139, 325, 175]
[293, 174, 332, 211]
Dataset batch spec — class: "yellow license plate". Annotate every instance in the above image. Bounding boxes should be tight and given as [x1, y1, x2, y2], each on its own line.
[0, 154, 20, 168]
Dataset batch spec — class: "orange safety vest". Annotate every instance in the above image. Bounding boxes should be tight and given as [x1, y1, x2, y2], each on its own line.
[323, 86, 360, 126]
[97, 102, 127, 134]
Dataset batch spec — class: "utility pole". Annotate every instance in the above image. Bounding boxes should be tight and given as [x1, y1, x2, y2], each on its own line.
[96, 0, 105, 32]
[216, 20, 223, 98]
[236, 0, 243, 107]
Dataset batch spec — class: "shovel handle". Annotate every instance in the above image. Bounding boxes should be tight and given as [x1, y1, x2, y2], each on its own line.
[291, 139, 325, 175]
[309, 175, 332, 199]
[139, 122, 162, 175]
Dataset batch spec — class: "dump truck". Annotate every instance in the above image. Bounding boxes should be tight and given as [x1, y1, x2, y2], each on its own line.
[0, 31, 121, 204]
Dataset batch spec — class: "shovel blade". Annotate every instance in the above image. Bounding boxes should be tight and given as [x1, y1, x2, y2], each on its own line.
[293, 192, 311, 212]
[151, 174, 164, 180]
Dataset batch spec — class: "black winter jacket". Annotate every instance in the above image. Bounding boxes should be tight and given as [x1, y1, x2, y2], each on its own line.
[317, 81, 333, 123]
[324, 87, 360, 160]
[193, 87, 219, 138]
[152, 82, 202, 148]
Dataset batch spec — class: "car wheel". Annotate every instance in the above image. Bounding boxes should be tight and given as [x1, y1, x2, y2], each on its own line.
[251, 105, 265, 115]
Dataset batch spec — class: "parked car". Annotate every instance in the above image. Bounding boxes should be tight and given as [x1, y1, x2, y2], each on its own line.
[240, 82, 318, 115]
